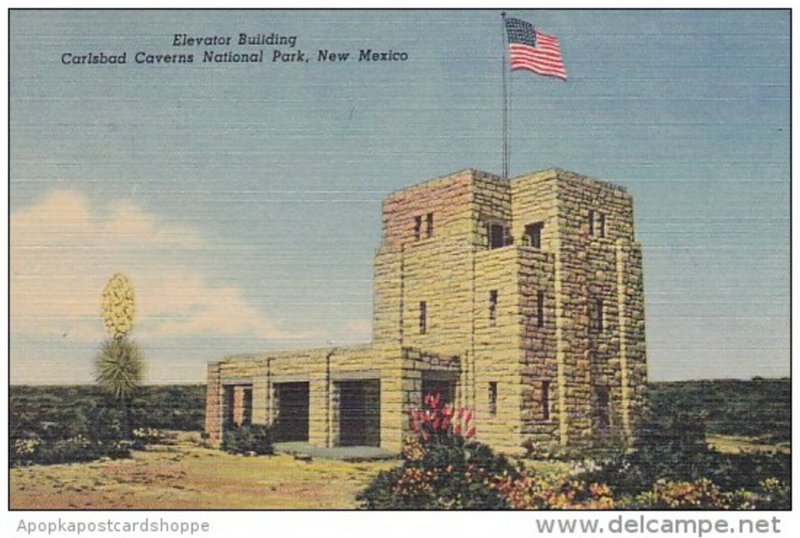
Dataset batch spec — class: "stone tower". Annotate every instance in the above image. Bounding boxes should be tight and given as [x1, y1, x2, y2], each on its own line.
[372, 168, 647, 449]
[206, 167, 647, 453]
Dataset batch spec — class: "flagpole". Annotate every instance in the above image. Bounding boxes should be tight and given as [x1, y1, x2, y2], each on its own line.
[501, 12, 509, 180]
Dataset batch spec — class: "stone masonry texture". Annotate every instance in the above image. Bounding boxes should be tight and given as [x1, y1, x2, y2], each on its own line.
[205, 168, 648, 454]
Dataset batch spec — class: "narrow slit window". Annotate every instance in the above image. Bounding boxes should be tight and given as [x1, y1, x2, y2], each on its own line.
[588, 297, 604, 333]
[536, 290, 545, 327]
[426, 212, 434, 238]
[489, 290, 498, 324]
[589, 210, 606, 238]
[413, 215, 422, 241]
[541, 380, 550, 421]
[488, 382, 498, 416]
[419, 301, 427, 334]
[596, 386, 610, 427]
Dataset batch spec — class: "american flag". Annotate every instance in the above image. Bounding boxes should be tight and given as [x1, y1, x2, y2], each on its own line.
[504, 17, 567, 81]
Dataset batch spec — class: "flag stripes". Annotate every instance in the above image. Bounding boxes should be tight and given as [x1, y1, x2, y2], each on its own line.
[504, 17, 567, 81]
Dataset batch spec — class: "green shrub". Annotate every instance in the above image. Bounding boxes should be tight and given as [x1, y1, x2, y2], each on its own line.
[222, 424, 274, 455]
[10, 385, 205, 467]
[579, 396, 791, 509]
[619, 479, 754, 510]
[649, 379, 790, 444]
[26, 436, 132, 466]
[358, 394, 517, 509]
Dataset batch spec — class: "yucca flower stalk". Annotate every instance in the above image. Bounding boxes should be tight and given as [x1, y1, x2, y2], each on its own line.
[95, 273, 143, 439]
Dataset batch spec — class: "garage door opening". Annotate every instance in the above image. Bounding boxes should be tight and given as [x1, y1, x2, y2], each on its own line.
[273, 382, 309, 442]
[335, 380, 380, 447]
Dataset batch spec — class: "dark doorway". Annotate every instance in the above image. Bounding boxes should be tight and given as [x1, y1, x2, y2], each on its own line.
[421, 378, 456, 407]
[337, 380, 380, 447]
[273, 382, 310, 442]
[223, 384, 253, 428]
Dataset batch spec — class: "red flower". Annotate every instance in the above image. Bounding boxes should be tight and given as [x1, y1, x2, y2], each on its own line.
[465, 426, 476, 439]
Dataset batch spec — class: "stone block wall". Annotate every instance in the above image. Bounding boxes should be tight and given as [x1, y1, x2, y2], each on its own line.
[517, 248, 558, 443]
[471, 246, 523, 451]
[205, 362, 222, 446]
[381, 169, 474, 247]
[511, 169, 646, 446]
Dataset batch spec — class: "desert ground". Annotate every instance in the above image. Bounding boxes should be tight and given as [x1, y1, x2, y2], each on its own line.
[10, 434, 397, 510]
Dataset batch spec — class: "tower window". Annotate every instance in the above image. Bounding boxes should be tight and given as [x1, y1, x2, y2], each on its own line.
[536, 290, 545, 327]
[588, 297, 604, 333]
[414, 216, 422, 241]
[524, 222, 544, 249]
[541, 380, 550, 421]
[489, 290, 498, 325]
[419, 301, 427, 334]
[596, 386, 610, 427]
[589, 210, 606, 238]
[487, 222, 512, 249]
[488, 382, 498, 416]
[426, 212, 434, 238]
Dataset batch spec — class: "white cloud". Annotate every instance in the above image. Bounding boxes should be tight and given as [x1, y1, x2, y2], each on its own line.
[10, 190, 308, 343]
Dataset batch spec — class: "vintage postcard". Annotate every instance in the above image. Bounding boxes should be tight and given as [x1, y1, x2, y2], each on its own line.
[7, 6, 792, 525]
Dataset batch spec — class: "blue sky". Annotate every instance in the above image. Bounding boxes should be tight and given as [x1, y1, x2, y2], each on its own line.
[9, 9, 789, 383]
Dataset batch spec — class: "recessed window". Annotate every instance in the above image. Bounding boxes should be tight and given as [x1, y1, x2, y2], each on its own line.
[536, 290, 545, 328]
[489, 290, 498, 325]
[588, 297, 604, 334]
[413, 216, 422, 241]
[589, 210, 606, 238]
[419, 301, 427, 334]
[541, 380, 550, 421]
[488, 382, 498, 416]
[487, 222, 512, 250]
[426, 213, 434, 238]
[524, 222, 544, 249]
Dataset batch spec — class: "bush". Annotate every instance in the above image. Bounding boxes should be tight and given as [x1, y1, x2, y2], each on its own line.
[358, 394, 517, 509]
[496, 470, 616, 510]
[10, 385, 205, 467]
[578, 397, 791, 509]
[222, 424, 274, 455]
[622, 479, 754, 510]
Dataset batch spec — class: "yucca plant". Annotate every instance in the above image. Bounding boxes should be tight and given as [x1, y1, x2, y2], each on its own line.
[95, 273, 144, 438]
[95, 337, 144, 439]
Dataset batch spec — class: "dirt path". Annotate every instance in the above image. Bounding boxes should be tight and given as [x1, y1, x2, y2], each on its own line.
[10, 443, 397, 509]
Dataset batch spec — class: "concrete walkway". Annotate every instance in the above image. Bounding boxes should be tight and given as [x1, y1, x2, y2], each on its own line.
[273, 442, 400, 462]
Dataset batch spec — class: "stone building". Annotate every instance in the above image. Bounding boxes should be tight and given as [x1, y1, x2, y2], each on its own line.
[205, 167, 647, 453]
